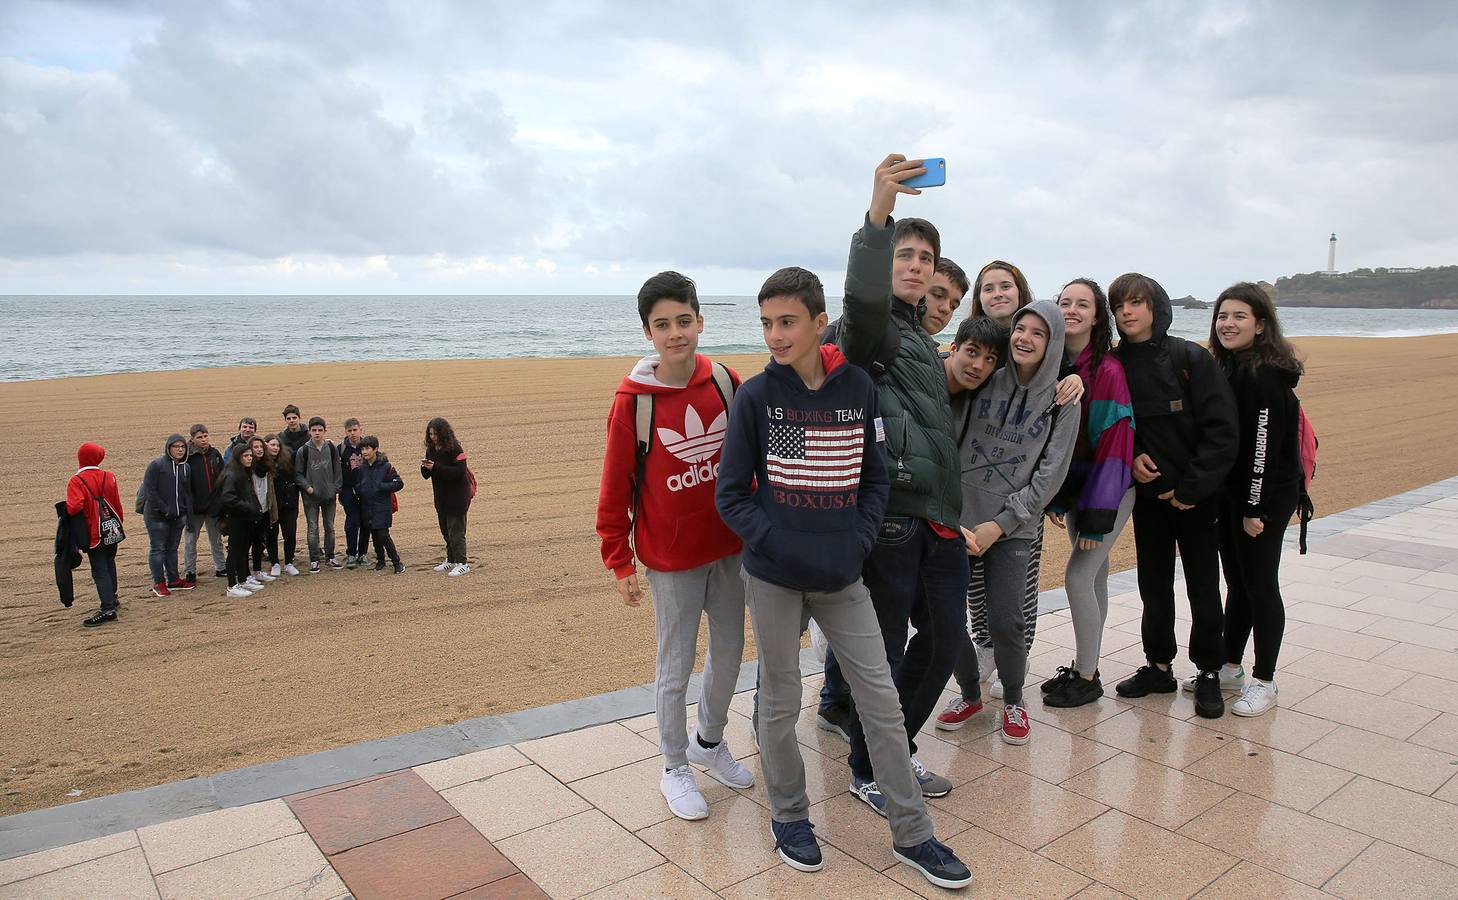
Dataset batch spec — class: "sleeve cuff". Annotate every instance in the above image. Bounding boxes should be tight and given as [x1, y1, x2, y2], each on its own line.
[860, 212, 895, 247]
[993, 511, 1022, 537]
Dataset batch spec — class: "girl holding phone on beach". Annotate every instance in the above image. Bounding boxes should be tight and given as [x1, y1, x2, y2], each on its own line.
[1208, 282, 1304, 716]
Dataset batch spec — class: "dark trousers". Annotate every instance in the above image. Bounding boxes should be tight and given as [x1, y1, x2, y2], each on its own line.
[846, 516, 969, 782]
[372, 528, 400, 565]
[268, 500, 299, 565]
[1132, 494, 1224, 673]
[1220, 495, 1295, 681]
[437, 510, 468, 563]
[144, 514, 184, 584]
[227, 519, 260, 587]
[87, 544, 119, 612]
[341, 490, 371, 558]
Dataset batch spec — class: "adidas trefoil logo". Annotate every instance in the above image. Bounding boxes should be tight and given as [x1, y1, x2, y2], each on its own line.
[658, 405, 727, 491]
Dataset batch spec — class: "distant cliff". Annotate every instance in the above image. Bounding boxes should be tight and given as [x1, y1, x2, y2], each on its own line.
[1276, 266, 1458, 309]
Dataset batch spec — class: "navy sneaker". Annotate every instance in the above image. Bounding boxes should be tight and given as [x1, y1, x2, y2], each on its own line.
[770, 819, 823, 872]
[849, 776, 887, 818]
[816, 705, 850, 742]
[894, 837, 973, 889]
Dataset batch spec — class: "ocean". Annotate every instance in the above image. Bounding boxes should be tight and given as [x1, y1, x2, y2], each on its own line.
[4, 295, 1458, 383]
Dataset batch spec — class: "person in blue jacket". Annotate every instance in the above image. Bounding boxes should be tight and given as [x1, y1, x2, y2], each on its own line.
[141, 433, 193, 598]
[354, 436, 405, 574]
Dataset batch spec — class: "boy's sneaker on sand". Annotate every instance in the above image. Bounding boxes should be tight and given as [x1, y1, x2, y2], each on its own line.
[816, 706, 850, 742]
[226, 585, 252, 598]
[660, 765, 708, 821]
[284, 563, 301, 576]
[270, 563, 282, 577]
[1045, 673, 1104, 708]
[374, 560, 387, 572]
[151, 582, 171, 598]
[1041, 663, 1078, 694]
[168, 579, 194, 591]
[910, 757, 953, 797]
[936, 697, 984, 731]
[1182, 664, 1246, 694]
[849, 776, 888, 818]
[1231, 679, 1278, 717]
[447, 563, 471, 577]
[1193, 670, 1226, 719]
[1001, 704, 1031, 745]
[989, 676, 1004, 700]
[894, 837, 974, 889]
[1116, 665, 1178, 698]
[345, 555, 358, 569]
[326, 558, 343, 569]
[242, 577, 265, 591]
[771, 820, 823, 872]
[83, 609, 117, 627]
[184, 571, 197, 583]
[213, 569, 227, 579]
[254, 570, 276, 582]
[309, 561, 321, 573]
[686, 731, 754, 789]
[433, 561, 454, 572]
[393, 562, 406, 575]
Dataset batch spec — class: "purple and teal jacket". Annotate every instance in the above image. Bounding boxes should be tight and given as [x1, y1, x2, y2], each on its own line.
[1050, 344, 1135, 540]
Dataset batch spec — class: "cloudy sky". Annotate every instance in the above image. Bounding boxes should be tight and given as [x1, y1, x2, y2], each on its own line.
[2, 1, 1455, 297]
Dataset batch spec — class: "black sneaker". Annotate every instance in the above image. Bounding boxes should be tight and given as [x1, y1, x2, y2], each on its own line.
[771, 819, 823, 872]
[374, 560, 387, 571]
[214, 569, 227, 579]
[1193, 670, 1226, 719]
[83, 609, 117, 627]
[1115, 665, 1177, 698]
[1045, 672, 1105, 708]
[816, 705, 850, 742]
[893, 837, 973, 889]
[184, 571, 196, 583]
[1041, 662, 1078, 694]
[393, 562, 406, 575]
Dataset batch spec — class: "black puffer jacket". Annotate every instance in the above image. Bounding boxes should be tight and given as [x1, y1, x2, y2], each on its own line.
[356, 454, 404, 529]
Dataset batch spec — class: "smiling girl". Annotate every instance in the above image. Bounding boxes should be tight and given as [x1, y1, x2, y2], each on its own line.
[1207, 282, 1304, 716]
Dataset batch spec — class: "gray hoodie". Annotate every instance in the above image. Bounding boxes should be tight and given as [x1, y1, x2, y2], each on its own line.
[954, 300, 1079, 541]
[294, 439, 343, 498]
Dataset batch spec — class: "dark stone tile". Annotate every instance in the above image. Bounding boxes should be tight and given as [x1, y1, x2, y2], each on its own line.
[447, 872, 549, 899]
[330, 816, 518, 900]
[288, 771, 457, 855]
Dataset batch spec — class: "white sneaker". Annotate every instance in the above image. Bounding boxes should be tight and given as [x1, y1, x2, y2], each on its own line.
[254, 570, 276, 582]
[283, 563, 301, 576]
[270, 563, 282, 577]
[660, 765, 709, 820]
[1231, 679, 1278, 717]
[242, 577, 265, 591]
[226, 585, 252, 598]
[447, 563, 471, 577]
[685, 730, 754, 789]
[989, 676, 1004, 700]
[1182, 664, 1246, 693]
[433, 561, 453, 572]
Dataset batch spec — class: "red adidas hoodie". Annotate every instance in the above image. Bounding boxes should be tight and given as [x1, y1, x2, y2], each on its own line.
[66, 442, 123, 549]
[596, 354, 743, 578]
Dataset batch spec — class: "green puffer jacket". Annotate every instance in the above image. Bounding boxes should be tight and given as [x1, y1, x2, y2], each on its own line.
[830, 215, 961, 528]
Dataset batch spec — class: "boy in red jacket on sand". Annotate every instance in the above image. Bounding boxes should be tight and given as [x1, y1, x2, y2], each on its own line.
[67, 441, 125, 627]
[596, 271, 754, 822]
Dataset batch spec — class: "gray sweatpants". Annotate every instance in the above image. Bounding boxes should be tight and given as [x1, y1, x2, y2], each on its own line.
[184, 514, 225, 576]
[1063, 488, 1136, 675]
[742, 569, 933, 848]
[645, 555, 746, 769]
[962, 539, 1033, 707]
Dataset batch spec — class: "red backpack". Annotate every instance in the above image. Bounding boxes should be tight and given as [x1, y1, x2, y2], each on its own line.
[1295, 405, 1318, 553]
[457, 452, 477, 500]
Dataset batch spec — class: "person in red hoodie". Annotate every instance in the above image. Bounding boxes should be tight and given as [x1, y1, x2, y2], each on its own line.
[595, 271, 754, 823]
[66, 442, 125, 627]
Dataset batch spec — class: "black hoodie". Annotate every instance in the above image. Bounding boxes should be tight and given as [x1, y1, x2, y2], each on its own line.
[1223, 356, 1302, 518]
[186, 443, 226, 518]
[143, 434, 193, 519]
[1114, 282, 1238, 505]
[716, 344, 889, 593]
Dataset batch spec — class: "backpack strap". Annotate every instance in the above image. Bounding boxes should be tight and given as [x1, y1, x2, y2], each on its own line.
[708, 362, 736, 411]
[629, 394, 655, 539]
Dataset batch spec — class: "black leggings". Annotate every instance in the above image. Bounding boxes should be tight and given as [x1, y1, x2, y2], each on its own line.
[227, 519, 261, 587]
[371, 528, 400, 565]
[268, 501, 298, 565]
[1220, 495, 1295, 681]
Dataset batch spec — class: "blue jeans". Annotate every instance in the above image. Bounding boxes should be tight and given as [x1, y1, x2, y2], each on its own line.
[144, 514, 184, 584]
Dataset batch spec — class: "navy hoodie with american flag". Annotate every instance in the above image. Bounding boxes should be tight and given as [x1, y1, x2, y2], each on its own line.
[716, 344, 888, 593]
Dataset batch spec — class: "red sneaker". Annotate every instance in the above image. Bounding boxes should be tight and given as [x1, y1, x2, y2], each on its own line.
[168, 579, 195, 591]
[1001, 704, 1031, 745]
[935, 698, 984, 731]
[151, 582, 172, 598]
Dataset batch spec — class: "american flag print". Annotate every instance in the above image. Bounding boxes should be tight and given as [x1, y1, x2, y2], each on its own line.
[766, 422, 864, 492]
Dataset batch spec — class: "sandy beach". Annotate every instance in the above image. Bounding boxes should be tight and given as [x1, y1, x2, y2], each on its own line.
[2, 333, 1456, 817]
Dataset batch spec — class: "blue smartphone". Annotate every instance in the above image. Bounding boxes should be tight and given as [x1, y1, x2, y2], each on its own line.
[902, 157, 946, 189]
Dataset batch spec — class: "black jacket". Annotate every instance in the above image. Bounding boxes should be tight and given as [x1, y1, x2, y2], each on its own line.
[143, 434, 193, 519]
[186, 445, 226, 519]
[356, 454, 404, 529]
[219, 467, 266, 526]
[1114, 285, 1238, 505]
[54, 500, 85, 607]
[422, 446, 472, 516]
[280, 426, 311, 459]
[1224, 357, 1302, 518]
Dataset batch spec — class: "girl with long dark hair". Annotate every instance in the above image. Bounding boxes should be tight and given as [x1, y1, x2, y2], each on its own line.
[422, 417, 474, 576]
[1208, 282, 1304, 716]
[247, 436, 277, 584]
[220, 445, 268, 598]
[1042, 278, 1136, 707]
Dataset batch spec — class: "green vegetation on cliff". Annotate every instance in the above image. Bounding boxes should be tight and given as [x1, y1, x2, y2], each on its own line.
[1276, 266, 1458, 309]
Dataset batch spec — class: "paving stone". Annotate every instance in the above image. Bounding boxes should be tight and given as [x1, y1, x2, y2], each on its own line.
[329, 817, 517, 900]
[286, 771, 456, 855]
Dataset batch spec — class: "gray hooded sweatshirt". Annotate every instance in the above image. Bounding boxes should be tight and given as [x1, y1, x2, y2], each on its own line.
[954, 300, 1080, 542]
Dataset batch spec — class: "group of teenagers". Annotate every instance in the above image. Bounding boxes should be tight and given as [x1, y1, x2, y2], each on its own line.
[62, 410, 478, 626]
[595, 155, 1309, 889]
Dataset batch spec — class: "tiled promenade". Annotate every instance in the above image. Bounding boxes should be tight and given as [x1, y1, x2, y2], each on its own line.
[3, 477, 1458, 898]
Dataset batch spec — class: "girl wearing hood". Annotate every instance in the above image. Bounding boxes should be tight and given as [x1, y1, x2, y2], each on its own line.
[1042, 279, 1136, 708]
[67, 442, 125, 626]
[1209, 283, 1304, 717]
[220, 445, 268, 598]
[954, 300, 1080, 744]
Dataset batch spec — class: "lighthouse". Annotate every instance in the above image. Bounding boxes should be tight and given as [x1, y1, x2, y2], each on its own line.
[1327, 233, 1337, 273]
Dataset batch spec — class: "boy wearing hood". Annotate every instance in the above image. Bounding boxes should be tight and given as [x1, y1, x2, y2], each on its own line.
[594, 271, 754, 825]
[954, 301, 1079, 744]
[67, 442, 125, 626]
[1110, 273, 1238, 719]
[716, 267, 971, 889]
[354, 436, 405, 574]
[142, 433, 194, 598]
